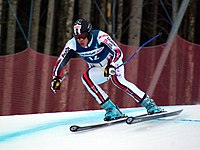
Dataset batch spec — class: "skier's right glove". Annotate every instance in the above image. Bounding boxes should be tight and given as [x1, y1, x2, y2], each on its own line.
[51, 76, 61, 94]
[104, 62, 116, 77]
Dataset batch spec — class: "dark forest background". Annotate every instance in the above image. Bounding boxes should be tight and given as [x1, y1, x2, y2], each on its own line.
[0, 0, 199, 56]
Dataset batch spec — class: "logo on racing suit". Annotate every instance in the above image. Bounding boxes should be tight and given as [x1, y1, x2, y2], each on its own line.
[79, 47, 104, 58]
[79, 47, 104, 61]
[61, 47, 70, 58]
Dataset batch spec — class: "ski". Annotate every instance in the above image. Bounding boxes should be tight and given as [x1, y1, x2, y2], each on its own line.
[70, 117, 127, 132]
[126, 109, 183, 124]
[69, 109, 183, 132]
[69, 112, 157, 132]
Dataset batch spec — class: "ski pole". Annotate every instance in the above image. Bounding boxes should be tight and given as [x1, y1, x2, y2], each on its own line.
[116, 32, 162, 69]
[60, 72, 69, 83]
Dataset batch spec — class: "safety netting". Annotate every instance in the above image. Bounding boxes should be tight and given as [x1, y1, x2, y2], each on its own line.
[0, 35, 200, 115]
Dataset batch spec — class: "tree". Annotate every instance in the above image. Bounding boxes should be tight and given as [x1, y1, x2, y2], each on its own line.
[185, 0, 196, 103]
[0, 0, 2, 51]
[106, 0, 112, 34]
[56, 0, 75, 52]
[65, 0, 74, 41]
[6, 0, 17, 54]
[128, 0, 143, 46]
[37, 0, 56, 113]
[169, 0, 178, 105]
[57, 0, 75, 112]
[99, 0, 106, 31]
[78, 0, 91, 20]
[126, 0, 143, 86]
[30, 0, 41, 51]
[44, 0, 55, 55]
[116, 0, 123, 41]
[2, 0, 17, 115]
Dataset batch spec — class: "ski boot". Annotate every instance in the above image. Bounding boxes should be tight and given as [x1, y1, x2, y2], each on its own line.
[141, 96, 163, 114]
[101, 99, 125, 121]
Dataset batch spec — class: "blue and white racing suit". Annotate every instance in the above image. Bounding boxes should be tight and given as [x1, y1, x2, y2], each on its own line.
[52, 30, 146, 105]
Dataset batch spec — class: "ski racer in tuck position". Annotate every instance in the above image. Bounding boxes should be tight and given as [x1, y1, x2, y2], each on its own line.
[51, 18, 163, 121]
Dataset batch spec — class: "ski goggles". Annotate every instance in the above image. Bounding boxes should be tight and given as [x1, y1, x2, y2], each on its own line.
[74, 33, 88, 40]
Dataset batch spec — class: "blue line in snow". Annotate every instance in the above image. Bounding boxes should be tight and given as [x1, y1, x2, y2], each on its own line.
[0, 113, 105, 142]
[0, 119, 69, 142]
[0, 117, 199, 142]
[0, 106, 199, 142]
[173, 119, 200, 123]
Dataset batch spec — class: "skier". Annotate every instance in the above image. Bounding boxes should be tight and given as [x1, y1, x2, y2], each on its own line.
[51, 18, 163, 121]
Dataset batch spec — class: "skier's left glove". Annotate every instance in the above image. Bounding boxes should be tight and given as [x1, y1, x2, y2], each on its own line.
[51, 76, 61, 93]
[104, 62, 116, 77]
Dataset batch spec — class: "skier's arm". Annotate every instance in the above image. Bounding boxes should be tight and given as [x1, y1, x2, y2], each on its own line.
[51, 43, 75, 93]
[98, 31, 122, 63]
[52, 47, 75, 78]
[98, 31, 122, 77]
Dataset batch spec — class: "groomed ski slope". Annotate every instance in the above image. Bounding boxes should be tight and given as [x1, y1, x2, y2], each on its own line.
[0, 105, 200, 150]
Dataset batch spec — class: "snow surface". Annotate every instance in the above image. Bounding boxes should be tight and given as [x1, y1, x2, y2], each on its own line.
[0, 105, 200, 150]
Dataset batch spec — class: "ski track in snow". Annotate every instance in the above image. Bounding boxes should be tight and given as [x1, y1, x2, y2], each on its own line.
[0, 105, 200, 150]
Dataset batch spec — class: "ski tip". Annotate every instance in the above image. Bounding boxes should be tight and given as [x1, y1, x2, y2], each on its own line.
[177, 109, 184, 114]
[70, 125, 79, 132]
[126, 117, 136, 125]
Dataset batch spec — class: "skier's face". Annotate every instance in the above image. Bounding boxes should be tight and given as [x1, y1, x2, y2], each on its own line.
[75, 33, 89, 47]
[77, 37, 89, 47]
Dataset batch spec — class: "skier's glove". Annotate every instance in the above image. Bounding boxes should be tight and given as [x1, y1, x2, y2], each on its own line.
[51, 76, 61, 93]
[104, 62, 116, 77]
